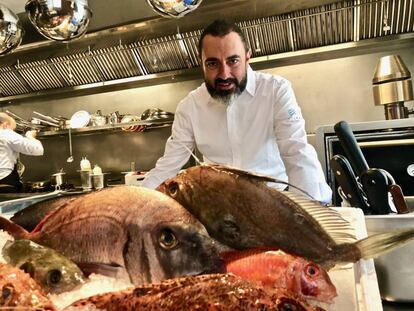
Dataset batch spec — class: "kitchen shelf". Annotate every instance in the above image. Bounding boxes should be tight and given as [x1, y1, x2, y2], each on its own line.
[36, 119, 173, 137]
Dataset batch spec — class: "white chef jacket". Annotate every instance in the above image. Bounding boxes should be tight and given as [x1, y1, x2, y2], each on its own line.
[0, 129, 44, 180]
[142, 66, 332, 203]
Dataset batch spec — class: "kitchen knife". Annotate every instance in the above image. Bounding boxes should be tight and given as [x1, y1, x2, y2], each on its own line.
[334, 121, 369, 176]
[329, 155, 370, 214]
[360, 169, 392, 215]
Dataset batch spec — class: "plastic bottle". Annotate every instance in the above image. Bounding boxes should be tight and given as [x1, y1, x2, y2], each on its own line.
[80, 157, 91, 171]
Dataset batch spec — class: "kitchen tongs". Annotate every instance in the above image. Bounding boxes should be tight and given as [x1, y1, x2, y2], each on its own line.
[332, 121, 409, 215]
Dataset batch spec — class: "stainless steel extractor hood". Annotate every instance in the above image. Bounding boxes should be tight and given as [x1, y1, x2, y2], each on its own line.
[0, 0, 413, 103]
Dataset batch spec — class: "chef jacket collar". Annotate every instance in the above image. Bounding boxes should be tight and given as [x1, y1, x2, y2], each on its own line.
[245, 65, 256, 97]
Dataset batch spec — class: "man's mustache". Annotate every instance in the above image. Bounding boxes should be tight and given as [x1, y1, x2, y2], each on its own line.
[215, 78, 238, 86]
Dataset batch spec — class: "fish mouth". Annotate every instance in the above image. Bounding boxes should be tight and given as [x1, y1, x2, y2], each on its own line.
[197, 258, 226, 276]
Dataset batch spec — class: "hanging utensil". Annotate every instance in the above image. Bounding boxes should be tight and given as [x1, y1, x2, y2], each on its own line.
[67, 127, 74, 163]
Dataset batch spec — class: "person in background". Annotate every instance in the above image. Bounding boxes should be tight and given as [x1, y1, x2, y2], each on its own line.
[142, 19, 332, 203]
[0, 112, 44, 193]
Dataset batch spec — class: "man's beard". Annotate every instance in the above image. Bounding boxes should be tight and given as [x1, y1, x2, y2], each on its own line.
[205, 74, 247, 106]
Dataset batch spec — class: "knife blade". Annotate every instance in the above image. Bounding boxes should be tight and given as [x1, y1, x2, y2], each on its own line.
[329, 155, 370, 214]
[360, 169, 392, 215]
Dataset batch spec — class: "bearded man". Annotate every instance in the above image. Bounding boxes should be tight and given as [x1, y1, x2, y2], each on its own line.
[142, 19, 332, 203]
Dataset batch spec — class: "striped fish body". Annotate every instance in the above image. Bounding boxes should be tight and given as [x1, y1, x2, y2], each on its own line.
[0, 186, 224, 285]
[223, 248, 337, 304]
[158, 164, 414, 268]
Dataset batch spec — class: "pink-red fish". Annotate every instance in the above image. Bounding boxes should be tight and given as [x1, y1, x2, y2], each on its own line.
[66, 273, 325, 311]
[0, 186, 225, 285]
[223, 248, 337, 304]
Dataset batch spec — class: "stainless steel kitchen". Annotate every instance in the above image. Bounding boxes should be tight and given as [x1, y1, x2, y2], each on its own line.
[0, 0, 413, 310]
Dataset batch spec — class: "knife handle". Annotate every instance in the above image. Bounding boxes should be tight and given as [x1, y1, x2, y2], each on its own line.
[360, 169, 392, 215]
[389, 184, 410, 214]
[334, 121, 370, 176]
[329, 155, 370, 213]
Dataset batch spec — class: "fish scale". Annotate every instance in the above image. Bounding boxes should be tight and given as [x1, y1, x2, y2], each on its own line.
[0, 186, 225, 285]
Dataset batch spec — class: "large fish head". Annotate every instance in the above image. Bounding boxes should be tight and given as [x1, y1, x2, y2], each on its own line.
[124, 189, 227, 285]
[128, 219, 226, 285]
[157, 166, 244, 248]
[293, 257, 338, 304]
[2, 239, 86, 294]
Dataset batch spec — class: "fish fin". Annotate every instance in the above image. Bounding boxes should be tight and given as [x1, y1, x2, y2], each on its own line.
[282, 192, 357, 244]
[205, 164, 314, 199]
[77, 262, 124, 278]
[356, 228, 414, 260]
[0, 216, 29, 239]
[31, 196, 81, 233]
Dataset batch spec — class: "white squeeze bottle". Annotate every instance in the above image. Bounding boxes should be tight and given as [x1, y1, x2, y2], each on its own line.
[80, 157, 92, 190]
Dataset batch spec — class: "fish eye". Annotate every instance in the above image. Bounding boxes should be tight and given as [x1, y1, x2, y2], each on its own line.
[159, 229, 179, 249]
[19, 262, 35, 277]
[47, 269, 62, 286]
[305, 264, 319, 278]
[1, 284, 14, 301]
[277, 298, 301, 311]
[168, 182, 179, 197]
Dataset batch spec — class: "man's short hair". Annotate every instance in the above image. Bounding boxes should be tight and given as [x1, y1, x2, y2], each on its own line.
[198, 19, 248, 56]
[0, 112, 16, 129]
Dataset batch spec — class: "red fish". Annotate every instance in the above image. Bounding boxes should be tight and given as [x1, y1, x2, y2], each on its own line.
[67, 273, 325, 311]
[223, 248, 337, 304]
[0, 262, 57, 310]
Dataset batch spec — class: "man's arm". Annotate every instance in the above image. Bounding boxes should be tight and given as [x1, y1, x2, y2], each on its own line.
[8, 130, 44, 156]
[142, 101, 195, 189]
[273, 80, 332, 204]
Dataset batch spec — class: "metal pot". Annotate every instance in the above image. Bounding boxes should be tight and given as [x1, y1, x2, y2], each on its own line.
[50, 172, 66, 189]
[365, 198, 414, 302]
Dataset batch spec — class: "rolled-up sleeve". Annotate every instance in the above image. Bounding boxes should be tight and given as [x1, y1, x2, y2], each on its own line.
[273, 80, 332, 204]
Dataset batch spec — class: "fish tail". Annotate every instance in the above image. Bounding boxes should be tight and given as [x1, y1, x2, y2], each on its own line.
[0, 216, 29, 239]
[356, 228, 414, 260]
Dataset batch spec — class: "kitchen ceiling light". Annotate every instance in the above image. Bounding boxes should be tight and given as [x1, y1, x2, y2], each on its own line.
[25, 0, 92, 42]
[0, 4, 23, 55]
[146, 0, 203, 19]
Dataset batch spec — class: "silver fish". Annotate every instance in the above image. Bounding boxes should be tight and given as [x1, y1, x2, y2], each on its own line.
[0, 186, 224, 285]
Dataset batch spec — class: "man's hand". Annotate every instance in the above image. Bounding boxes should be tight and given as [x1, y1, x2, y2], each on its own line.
[25, 130, 38, 139]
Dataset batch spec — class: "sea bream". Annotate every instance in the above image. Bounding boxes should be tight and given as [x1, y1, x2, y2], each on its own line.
[157, 164, 414, 268]
[0, 186, 225, 285]
[11, 193, 85, 231]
